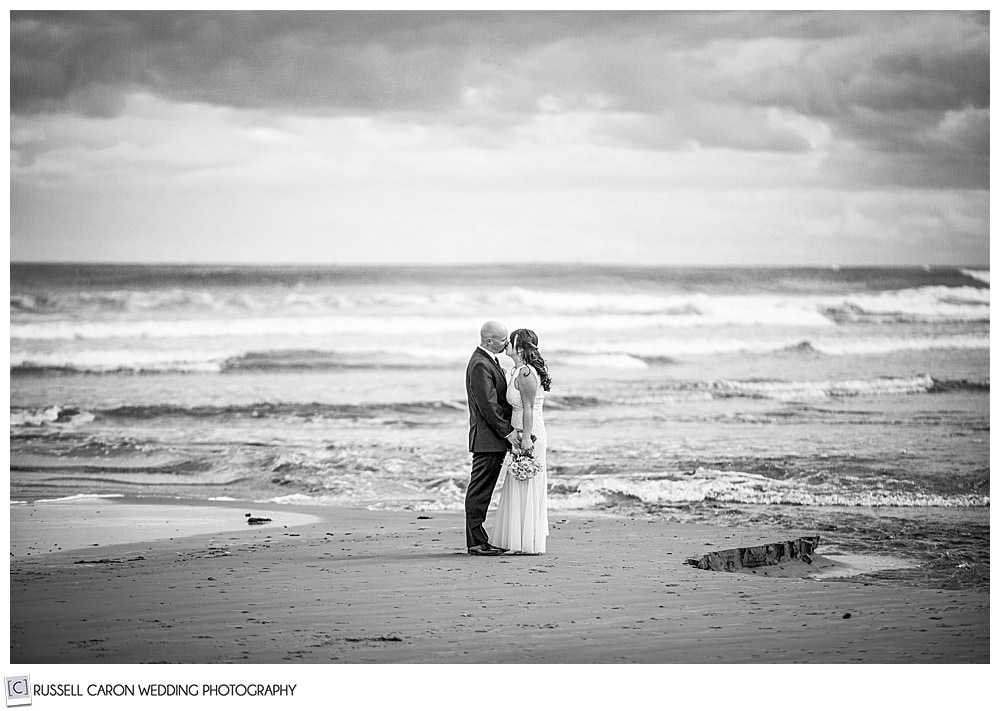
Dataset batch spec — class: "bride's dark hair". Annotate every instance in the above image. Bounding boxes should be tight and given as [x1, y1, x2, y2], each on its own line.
[510, 328, 552, 391]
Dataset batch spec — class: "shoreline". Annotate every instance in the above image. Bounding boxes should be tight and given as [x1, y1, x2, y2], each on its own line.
[9, 496, 323, 558]
[9, 497, 988, 663]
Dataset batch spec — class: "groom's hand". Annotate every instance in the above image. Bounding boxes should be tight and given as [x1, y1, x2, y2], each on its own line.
[505, 430, 521, 448]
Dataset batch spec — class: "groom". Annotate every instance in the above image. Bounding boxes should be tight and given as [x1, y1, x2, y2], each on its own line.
[464, 320, 520, 556]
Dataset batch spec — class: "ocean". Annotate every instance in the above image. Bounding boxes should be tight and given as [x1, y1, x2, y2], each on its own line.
[9, 264, 990, 590]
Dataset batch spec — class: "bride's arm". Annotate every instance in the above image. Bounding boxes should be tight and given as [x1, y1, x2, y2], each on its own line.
[517, 366, 538, 456]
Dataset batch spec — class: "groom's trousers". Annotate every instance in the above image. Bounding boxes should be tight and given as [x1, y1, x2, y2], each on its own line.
[466, 451, 506, 548]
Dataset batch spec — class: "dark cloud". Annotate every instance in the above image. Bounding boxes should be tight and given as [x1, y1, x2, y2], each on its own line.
[11, 12, 455, 114]
[12, 12, 986, 111]
[10, 10, 989, 186]
[10, 11, 638, 115]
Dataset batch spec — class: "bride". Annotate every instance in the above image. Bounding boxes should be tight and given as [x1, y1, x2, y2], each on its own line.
[490, 328, 551, 555]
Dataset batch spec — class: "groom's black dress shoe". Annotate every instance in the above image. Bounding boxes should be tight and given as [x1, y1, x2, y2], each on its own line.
[468, 544, 502, 556]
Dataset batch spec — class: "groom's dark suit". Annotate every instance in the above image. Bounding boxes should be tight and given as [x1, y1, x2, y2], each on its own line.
[465, 347, 514, 548]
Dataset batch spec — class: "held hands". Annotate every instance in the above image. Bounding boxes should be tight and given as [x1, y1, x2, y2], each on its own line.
[507, 430, 536, 457]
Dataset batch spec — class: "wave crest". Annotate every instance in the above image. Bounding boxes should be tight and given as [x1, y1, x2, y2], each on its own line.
[549, 468, 990, 509]
[11, 285, 988, 342]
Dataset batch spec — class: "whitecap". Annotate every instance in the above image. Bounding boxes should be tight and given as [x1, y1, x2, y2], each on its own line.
[960, 269, 990, 285]
[550, 469, 989, 508]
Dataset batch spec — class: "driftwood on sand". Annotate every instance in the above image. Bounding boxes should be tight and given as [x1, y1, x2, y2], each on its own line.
[685, 536, 821, 572]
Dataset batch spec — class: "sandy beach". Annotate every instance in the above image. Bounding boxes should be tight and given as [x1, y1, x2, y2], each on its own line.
[8, 497, 988, 664]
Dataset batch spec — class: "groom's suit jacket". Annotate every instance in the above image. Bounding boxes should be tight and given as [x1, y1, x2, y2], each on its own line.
[466, 348, 514, 453]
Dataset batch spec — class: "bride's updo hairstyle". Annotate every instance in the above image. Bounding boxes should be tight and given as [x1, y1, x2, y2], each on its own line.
[511, 328, 552, 391]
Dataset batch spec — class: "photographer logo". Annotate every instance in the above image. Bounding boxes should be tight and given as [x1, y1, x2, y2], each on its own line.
[5, 677, 31, 707]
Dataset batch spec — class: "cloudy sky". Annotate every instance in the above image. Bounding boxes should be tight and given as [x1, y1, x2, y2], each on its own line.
[9, 10, 990, 265]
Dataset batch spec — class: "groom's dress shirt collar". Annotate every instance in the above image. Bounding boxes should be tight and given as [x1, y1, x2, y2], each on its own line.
[477, 345, 499, 363]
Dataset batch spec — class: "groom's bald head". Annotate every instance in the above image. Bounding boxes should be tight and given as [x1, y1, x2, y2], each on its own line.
[480, 321, 508, 352]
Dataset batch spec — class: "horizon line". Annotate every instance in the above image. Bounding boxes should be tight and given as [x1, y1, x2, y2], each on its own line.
[8, 261, 990, 269]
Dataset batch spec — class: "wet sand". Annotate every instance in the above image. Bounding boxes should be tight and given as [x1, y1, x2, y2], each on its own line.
[8, 497, 989, 664]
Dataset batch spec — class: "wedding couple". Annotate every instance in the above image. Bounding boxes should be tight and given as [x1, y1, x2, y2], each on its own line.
[465, 321, 551, 556]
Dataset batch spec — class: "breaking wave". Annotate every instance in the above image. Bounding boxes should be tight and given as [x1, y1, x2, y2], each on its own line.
[710, 375, 938, 400]
[9, 405, 97, 427]
[822, 286, 989, 324]
[254, 466, 990, 512]
[548, 468, 990, 510]
[11, 285, 989, 342]
[960, 269, 990, 285]
[9, 375, 987, 433]
[9, 401, 469, 427]
[11, 331, 989, 375]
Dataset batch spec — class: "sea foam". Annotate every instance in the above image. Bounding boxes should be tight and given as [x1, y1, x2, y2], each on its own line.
[960, 269, 990, 285]
[10, 334, 990, 375]
[710, 374, 936, 400]
[11, 285, 988, 342]
[549, 468, 990, 509]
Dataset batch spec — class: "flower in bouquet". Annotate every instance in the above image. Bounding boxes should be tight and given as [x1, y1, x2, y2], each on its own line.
[508, 451, 541, 481]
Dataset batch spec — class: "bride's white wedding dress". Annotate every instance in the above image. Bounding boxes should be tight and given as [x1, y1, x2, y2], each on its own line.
[490, 364, 548, 554]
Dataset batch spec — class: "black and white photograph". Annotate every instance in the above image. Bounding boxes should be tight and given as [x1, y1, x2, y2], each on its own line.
[7, 6, 989, 691]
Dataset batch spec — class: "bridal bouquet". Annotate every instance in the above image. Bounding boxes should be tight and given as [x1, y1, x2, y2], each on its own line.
[508, 451, 541, 481]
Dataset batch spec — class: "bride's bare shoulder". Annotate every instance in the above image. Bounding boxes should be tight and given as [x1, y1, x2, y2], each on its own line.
[516, 365, 538, 386]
